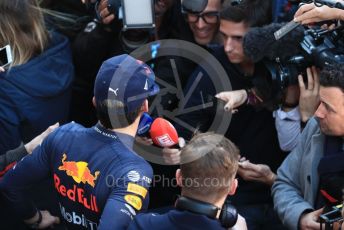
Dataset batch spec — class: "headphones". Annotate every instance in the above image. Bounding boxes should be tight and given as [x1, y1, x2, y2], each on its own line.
[175, 196, 238, 228]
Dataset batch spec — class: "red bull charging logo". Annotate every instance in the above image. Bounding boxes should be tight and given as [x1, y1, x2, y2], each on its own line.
[58, 154, 100, 188]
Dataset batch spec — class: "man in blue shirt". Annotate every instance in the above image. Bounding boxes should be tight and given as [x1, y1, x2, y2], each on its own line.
[0, 54, 159, 229]
[128, 132, 247, 230]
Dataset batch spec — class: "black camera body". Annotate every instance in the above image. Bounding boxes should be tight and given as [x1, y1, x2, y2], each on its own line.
[266, 25, 344, 91]
[319, 204, 343, 230]
[93, 0, 156, 53]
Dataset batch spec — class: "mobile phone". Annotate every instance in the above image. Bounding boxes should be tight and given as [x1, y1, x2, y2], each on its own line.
[0, 45, 13, 68]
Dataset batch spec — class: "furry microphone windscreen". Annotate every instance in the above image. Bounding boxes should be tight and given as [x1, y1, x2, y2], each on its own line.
[243, 23, 305, 62]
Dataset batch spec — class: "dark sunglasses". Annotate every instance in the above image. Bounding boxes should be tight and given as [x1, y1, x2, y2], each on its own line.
[184, 11, 220, 24]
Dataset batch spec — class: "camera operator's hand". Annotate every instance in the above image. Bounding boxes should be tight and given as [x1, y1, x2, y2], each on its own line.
[299, 208, 325, 230]
[238, 159, 276, 186]
[298, 67, 320, 123]
[294, 2, 344, 24]
[98, 0, 115, 24]
[215, 90, 247, 113]
[162, 138, 185, 165]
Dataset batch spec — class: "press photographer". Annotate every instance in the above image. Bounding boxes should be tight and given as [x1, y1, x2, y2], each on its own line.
[217, 0, 344, 151]
[272, 63, 344, 230]
[219, 0, 344, 107]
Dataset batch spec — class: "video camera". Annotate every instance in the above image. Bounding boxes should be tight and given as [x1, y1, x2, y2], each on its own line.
[242, 0, 344, 105]
[92, 0, 155, 52]
[265, 24, 344, 91]
[95, 0, 155, 29]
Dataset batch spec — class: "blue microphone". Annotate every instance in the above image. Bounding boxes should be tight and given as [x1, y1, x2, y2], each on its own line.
[137, 112, 154, 136]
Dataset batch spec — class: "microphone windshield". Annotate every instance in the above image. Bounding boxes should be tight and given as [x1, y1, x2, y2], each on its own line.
[243, 23, 305, 62]
[150, 118, 179, 147]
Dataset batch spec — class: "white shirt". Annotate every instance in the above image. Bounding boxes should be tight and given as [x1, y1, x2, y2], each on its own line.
[274, 107, 301, 152]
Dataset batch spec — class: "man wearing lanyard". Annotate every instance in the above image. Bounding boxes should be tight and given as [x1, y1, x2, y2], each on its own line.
[0, 54, 159, 229]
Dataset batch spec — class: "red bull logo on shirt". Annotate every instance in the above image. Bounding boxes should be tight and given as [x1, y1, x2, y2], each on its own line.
[58, 153, 100, 187]
[54, 154, 100, 213]
[54, 173, 99, 213]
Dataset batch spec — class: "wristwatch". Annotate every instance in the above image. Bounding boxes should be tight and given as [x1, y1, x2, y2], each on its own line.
[28, 210, 42, 229]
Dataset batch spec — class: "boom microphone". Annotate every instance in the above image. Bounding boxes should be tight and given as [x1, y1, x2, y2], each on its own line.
[149, 118, 179, 147]
[243, 23, 306, 62]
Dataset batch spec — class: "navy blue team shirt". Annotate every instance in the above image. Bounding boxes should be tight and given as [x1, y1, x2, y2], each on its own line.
[0, 122, 153, 230]
[128, 209, 226, 230]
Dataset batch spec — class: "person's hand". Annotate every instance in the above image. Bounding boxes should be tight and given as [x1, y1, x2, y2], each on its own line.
[294, 3, 344, 25]
[215, 90, 247, 113]
[299, 208, 324, 230]
[38, 210, 60, 229]
[98, 0, 115, 24]
[162, 138, 185, 165]
[25, 210, 60, 229]
[24, 123, 59, 154]
[231, 214, 248, 230]
[332, 220, 342, 230]
[298, 67, 320, 123]
[237, 159, 276, 186]
[135, 136, 153, 146]
[0, 67, 5, 72]
[320, 23, 336, 30]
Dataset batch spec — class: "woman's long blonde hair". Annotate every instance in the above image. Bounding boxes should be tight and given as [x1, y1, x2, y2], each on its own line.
[0, 0, 49, 66]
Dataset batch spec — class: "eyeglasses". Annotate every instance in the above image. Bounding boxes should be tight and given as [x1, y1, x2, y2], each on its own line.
[185, 11, 220, 24]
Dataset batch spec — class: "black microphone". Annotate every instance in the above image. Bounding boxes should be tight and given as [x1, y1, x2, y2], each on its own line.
[243, 23, 306, 62]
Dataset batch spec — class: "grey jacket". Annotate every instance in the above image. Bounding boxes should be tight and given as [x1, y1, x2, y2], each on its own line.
[272, 118, 325, 230]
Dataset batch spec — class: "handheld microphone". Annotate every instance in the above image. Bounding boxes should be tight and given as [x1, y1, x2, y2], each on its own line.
[243, 23, 305, 62]
[149, 118, 179, 147]
[137, 112, 154, 136]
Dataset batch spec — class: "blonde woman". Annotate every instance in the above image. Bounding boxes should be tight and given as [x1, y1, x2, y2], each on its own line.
[0, 0, 74, 154]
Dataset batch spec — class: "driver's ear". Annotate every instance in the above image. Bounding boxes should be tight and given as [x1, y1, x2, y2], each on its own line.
[228, 178, 238, 196]
[142, 99, 148, 112]
[176, 169, 183, 188]
[92, 97, 97, 108]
